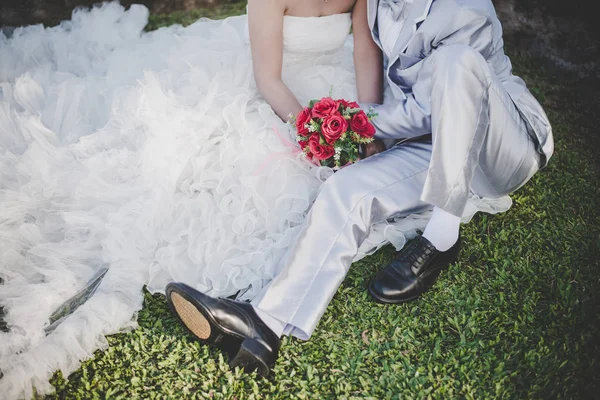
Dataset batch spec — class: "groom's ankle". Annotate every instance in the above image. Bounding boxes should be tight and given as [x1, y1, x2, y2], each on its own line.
[254, 307, 285, 337]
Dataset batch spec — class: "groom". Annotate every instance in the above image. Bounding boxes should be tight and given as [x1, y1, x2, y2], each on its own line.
[165, 0, 553, 375]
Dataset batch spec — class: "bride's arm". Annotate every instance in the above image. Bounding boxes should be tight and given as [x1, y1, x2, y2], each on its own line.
[248, 0, 303, 121]
[352, 0, 386, 156]
[352, 0, 383, 104]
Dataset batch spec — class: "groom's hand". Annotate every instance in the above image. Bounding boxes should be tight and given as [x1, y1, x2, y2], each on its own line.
[362, 140, 386, 158]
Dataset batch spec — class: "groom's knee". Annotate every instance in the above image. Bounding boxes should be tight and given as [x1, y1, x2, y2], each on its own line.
[430, 44, 491, 86]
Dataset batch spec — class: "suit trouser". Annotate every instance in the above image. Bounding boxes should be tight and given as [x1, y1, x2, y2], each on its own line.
[251, 45, 542, 339]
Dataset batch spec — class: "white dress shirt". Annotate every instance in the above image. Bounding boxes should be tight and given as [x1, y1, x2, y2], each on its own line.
[377, 0, 413, 57]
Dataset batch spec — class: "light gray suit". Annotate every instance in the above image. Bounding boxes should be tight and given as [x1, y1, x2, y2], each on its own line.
[252, 0, 553, 339]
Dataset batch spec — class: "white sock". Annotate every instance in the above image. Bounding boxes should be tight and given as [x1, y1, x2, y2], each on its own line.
[254, 307, 286, 337]
[422, 207, 461, 252]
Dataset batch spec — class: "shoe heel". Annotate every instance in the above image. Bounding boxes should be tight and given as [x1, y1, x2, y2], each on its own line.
[228, 337, 272, 377]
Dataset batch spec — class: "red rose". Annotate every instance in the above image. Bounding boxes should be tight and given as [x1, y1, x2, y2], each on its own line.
[338, 99, 360, 110]
[308, 133, 335, 161]
[311, 97, 339, 119]
[299, 138, 308, 149]
[321, 113, 348, 145]
[295, 107, 312, 136]
[350, 110, 376, 138]
[298, 138, 314, 160]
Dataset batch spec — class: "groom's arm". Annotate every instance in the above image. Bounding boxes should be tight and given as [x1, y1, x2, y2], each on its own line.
[366, 4, 499, 140]
[352, 0, 389, 156]
[351, 0, 432, 140]
[352, 0, 384, 104]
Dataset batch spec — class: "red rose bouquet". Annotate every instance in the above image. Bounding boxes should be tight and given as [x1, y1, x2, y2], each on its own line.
[290, 97, 378, 169]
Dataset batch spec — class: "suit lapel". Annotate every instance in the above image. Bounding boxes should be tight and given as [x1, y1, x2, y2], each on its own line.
[367, 0, 379, 32]
[367, 0, 381, 47]
[389, 0, 435, 56]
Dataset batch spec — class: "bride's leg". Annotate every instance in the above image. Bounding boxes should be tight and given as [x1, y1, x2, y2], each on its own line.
[252, 141, 433, 339]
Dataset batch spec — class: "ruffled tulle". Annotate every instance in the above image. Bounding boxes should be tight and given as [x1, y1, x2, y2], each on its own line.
[0, 3, 511, 398]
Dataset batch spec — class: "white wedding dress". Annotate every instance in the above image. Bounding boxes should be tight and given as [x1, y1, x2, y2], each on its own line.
[0, 3, 511, 398]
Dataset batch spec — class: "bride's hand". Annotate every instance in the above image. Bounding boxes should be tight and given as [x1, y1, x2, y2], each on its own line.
[362, 140, 386, 158]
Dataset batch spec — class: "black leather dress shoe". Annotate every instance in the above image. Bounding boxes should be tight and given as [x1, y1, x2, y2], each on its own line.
[165, 282, 280, 376]
[368, 235, 461, 304]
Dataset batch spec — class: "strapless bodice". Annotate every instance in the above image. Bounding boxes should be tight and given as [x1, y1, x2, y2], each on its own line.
[282, 13, 352, 53]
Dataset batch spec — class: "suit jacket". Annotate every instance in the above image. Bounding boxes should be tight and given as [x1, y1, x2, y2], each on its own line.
[366, 0, 553, 165]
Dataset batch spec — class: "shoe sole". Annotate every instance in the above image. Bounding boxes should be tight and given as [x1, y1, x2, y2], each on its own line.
[166, 285, 244, 355]
[368, 286, 423, 304]
[165, 284, 272, 376]
[170, 292, 212, 340]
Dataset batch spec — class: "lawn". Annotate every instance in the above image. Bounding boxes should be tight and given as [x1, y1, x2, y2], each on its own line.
[44, 3, 600, 399]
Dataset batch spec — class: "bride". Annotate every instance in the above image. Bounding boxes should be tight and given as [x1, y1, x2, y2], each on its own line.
[0, 0, 509, 397]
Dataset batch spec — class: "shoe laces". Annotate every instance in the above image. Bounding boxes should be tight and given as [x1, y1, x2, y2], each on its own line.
[396, 238, 435, 271]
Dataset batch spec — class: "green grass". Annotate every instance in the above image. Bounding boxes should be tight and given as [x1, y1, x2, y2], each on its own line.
[44, 4, 600, 399]
[145, 2, 248, 31]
